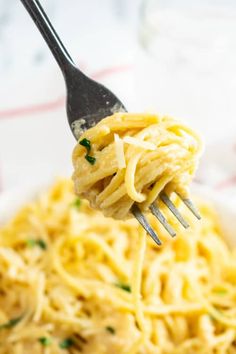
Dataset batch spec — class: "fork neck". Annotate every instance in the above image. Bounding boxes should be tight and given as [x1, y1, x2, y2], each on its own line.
[20, 0, 76, 77]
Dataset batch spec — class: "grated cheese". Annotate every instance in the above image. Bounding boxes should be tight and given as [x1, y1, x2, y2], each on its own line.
[123, 136, 156, 150]
[114, 133, 126, 169]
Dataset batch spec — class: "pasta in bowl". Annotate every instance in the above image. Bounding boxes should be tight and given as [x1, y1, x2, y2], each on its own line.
[0, 179, 235, 354]
[72, 113, 202, 219]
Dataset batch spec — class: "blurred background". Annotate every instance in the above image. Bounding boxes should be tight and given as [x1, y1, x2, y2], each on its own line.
[0, 0, 236, 206]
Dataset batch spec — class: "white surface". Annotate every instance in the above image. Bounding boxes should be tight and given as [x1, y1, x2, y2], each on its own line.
[193, 184, 236, 248]
[136, 2, 236, 142]
[0, 0, 138, 110]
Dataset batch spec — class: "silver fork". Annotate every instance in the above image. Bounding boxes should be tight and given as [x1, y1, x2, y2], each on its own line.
[20, 0, 201, 246]
[133, 192, 201, 246]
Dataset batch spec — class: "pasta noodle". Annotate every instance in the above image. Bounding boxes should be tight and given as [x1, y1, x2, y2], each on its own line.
[72, 112, 202, 219]
[0, 179, 236, 354]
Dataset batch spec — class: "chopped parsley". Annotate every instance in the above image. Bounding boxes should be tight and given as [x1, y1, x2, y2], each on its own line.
[79, 138, 91, 153]
[71, 197, 81, 209]
[106, 326, 116, 334]
[36, 239, 47, 250]
[26, 239, 47, 250]
[209, 314, 216, 321]
[214, 289, 227, 296]
[115, 283, 131, 292]
[0, 315, 22, 330]
[59, 338, 74, 349]
[26, 239, 37, 248]
[85, 154, 96, 165]
[39, 337, 52, 346]
[79, 138, 96, 165]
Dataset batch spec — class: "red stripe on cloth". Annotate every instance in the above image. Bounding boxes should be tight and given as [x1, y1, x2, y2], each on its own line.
[215, 175, 236, 190]
[0, 96, 65, 119]
[0, 64, 132, 119]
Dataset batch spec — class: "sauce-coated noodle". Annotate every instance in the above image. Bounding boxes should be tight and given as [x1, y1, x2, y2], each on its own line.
[0, 180, 236, 354]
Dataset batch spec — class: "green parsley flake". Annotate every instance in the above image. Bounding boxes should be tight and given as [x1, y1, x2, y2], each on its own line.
[0, 315, 22, 330]
[59, 338, 74, 349]
[115, 283, 131, 292]
[26, 239, 37, 247]
[79, 138, 91, 152]
[214, 289, 227, 295]
[37, 240, 47, 250]
[39, 337, 52, 346]
[26, 239, 47, 250]
[85, 154, 96, 165]
[79, 139, 96, 165]
[106, 326, 115, 334]
[209, 314, 216, 321]
[71, 198, 81, 209]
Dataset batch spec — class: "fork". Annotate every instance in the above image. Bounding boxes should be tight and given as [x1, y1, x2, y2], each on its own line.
[20, 0, 201, 245]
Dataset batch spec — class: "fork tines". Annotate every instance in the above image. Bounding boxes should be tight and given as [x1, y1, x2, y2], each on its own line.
[160, 192, 190, 229]
[149, 203, 176, 237]
[132, 191, 201, 245]
[176, 192, 201, 220]
[131, 204, 162, 246]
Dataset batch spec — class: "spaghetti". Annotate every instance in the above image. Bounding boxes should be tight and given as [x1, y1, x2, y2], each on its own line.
[72, 113, 202, 219]
[0, 179, 236, 353]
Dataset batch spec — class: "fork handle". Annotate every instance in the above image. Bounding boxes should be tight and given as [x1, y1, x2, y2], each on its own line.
[20, 0, 75, 76]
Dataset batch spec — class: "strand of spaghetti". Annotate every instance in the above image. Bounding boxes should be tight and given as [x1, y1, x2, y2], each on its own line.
[96, 169, 125, 204]
[100, 184, 127, 208]
[70, 234, 130, 280]
[54, 237, 208, 317]
[32, 272, 45, 321]
[124, 336, 146, 354]
[126, 228, 147, 354]
[144, 159, 195, 208]
[144, 302, 206, 316]
[1, 180, 236, 353]
[52, 240, 91, 297]
[8, 326, 52, 342]
[53, 241, 134, 306]
[43, 306, 91, 328]
[125, 149, 146, 202]
[131, 227, 146, 333]
[207, 305, 236, 329]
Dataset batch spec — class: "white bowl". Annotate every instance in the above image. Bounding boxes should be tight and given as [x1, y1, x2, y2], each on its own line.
[0, 181, 235, 247]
